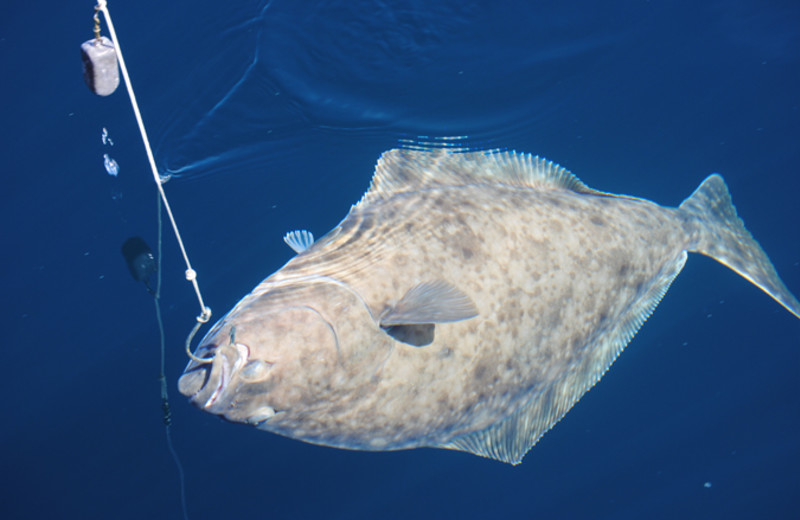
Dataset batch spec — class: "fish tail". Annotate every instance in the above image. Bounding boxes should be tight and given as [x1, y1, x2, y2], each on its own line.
[679, 174, 800, 319]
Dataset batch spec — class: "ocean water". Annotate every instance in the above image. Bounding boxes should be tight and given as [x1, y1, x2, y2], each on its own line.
[2, 1, 799, 518]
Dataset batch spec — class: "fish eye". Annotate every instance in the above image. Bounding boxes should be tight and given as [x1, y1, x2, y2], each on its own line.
[239, 359, 274, 382]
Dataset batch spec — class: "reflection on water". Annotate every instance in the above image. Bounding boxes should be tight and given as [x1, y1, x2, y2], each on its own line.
[159, 0, 632, 179]
[156, 0, 800, 184]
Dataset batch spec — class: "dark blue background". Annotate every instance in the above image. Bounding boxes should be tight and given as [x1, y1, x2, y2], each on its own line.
[2, 1, 798, 518]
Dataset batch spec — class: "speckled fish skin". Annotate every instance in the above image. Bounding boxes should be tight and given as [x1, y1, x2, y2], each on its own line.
[178, 148, 800, 464]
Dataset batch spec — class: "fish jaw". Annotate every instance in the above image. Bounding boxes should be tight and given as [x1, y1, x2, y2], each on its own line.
[178, 295, 349, 427]
[182, 276, 400, 444]
[178, 340, 250, 415]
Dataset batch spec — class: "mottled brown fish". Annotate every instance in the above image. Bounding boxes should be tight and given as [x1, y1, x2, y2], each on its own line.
[178, 149, 800, 464]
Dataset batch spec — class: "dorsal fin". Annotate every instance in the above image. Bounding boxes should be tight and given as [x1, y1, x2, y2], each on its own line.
[356, 148, 603, 207]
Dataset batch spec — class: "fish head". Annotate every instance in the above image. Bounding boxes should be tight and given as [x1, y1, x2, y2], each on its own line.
[178, 277, 392, 436]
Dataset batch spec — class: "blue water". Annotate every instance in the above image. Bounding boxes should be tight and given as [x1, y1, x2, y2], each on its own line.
[2, 1, 799, 518]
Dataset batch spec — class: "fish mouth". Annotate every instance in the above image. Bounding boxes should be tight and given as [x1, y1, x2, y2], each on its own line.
[178, 342, 249, 413]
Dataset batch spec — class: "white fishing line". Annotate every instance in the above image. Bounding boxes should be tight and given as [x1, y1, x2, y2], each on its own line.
[92, 0, 213, 346]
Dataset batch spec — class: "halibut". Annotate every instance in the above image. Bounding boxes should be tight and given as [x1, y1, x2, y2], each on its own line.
[179, 149, 799, 464]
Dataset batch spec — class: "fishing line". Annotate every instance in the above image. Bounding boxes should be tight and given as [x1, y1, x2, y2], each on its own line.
[81, 1, 220, 518]
[155, 195, 189, 520]
[83, 0, 214, 349]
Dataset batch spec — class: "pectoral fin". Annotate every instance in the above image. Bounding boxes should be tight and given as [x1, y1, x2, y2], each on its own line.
[283, 230, 315, 254]
[380, 280, 478, 326]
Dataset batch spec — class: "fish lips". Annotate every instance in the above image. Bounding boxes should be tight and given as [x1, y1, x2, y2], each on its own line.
[178, 342, 249, 414]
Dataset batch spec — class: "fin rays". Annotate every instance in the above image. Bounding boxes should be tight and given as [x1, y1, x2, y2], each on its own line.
[357, 148, 604, 209]
[441, 253, 688, 464]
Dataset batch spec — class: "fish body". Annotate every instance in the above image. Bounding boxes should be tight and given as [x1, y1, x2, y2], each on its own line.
[178, 149, 799, 464]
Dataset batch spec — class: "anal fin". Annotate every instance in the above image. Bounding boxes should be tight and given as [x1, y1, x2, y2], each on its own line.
[439, 252, 688, 464]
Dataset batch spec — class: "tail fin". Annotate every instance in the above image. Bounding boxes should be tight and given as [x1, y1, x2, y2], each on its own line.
[679, 174, 800, 319]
